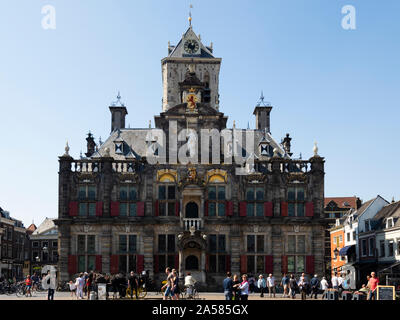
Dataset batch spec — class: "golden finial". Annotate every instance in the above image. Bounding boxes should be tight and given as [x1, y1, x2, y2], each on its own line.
[188, 4, 193, 26]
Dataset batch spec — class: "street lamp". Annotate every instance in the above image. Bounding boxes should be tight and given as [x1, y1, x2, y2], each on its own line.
[334, 248, 339, 259]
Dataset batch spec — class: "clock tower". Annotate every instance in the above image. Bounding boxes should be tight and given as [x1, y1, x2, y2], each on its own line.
[161, 25, 221, 112]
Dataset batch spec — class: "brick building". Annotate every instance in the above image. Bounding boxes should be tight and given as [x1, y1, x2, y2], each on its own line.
[55, 24, 327, 290]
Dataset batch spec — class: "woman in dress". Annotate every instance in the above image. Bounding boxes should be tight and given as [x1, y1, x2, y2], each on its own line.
[171, 269, 180, 300]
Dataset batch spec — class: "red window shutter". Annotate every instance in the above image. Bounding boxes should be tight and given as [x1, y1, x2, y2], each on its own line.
[226, 201, 233, 216]
[154, 255, 159, 273]
[239, 201, 247, 217]
[306, 202, 314, 217]
[204, 200, 208, 216]
[69, 202, 78, 217]
[110, 255, 119, 274]
[205, 254, 209, 272]
[110, 202, 119, 217]
[95, 201, 103, 217]
[175, 201, 180, 217]
[137, 254, 144, 273]
[226, 255, 231, 272]
[264, 202, 273, 217]
[240, 255, 247, 274]
[281, 255, 288, 274]
[281, 201, 288, 217]
[68, 255, 77, 275]
[265, 255, 273, 274]
[155, 200, 159, 216]
[306, 255, 315, 275]
[137, 201, 145, 217]
[95, 255, 102, 272]
[174, 254, 179, 270]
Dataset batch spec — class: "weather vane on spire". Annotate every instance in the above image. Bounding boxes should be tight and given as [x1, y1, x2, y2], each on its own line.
[189, 4, 193, 27]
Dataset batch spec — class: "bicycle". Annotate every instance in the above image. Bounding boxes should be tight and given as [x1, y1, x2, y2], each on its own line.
[180, 284, 200, 300]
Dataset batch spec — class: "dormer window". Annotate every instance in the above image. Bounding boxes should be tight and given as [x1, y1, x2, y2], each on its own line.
[386, 218, 394, 229]
[115, 142, 123, 154]
[365, 220, 370, 232]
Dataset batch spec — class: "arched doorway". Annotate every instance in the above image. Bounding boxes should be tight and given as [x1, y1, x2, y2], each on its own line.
[185, 202, 199, 218]
[185, 255, 199, 270]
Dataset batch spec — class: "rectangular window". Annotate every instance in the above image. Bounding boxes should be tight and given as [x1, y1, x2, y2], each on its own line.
[380, 240, 385, 257]
[288, 235, 296, 253]
[388, 241, 394, 257]
[247, 235, 255, 253]
[247, 255, 255, 273]
[297, 235, 305, 253]
[361, 239, 367, 257]
[287, 186, 305, 216]
[208, 186, 226, 216]
[347, 233, 350, 242]
[78, 256, 85, 272]
[87, 255, 95, 271]
[209, 255, 217, 272]
[87, 235, 95, 254]
[128, 235, 137, 253]
[119, 235, 127, 253]
[246, 186, 264, 216]
[369, 238, 374, 256]
[353, 231, 356, 241]
[218, 235, 226, 253]
[158, 235, 166, 253]
[218, 254, 226, 272]
[209, 235, 217, 253]
[256, 235, 264, 253]
[296, 256, 305, 272]
[158, 185, 176, 216]
[288, 256, 295, 273]
[167, 235, 175, 253]
[77, 235, 85, 252]
[158, 255, 166, 273]
[32, 241, 39, 248]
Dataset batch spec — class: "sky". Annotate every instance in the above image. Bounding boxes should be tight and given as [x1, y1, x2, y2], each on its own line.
[0, 0, 399, 227]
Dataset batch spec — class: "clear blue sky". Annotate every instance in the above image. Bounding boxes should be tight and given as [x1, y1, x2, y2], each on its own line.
[0, 0, 399, 226]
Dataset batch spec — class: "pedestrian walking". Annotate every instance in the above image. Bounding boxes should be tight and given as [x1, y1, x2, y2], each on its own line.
[310, 274, 320, 299]
[76, 273, 85, 299]
[161, 267, 173, 300]
[45, 271, 56, 300]
[232, 274, 241, 301]
[257, 274, 266, 298]
[298, 274, 308, 300]
[239, 274, 249, 301]
[25, 275, 32, 297]
[171, 269, 180, 300]
[331, 272, 339, 290]
[266, 273, 276, 298]
[128, 271, 138, 299]
[289, 274, 298, 299]
[223, 272, 233, 300]
[280, 273, 289, 298]
[68, 280, 76, 298]
[320, 276, 329, 299]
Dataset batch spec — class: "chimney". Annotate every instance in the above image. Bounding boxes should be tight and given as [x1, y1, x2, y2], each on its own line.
[109, 92, 128, 133]
[253, 92, 273, 133]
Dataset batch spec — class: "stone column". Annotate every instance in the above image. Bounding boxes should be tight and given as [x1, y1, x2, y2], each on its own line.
[58, 223, 71, 282]
[100, 225, 112, 274]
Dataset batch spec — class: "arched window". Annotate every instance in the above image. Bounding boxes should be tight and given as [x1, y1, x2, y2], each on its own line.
[185, 255, 199, 270]
[185, 202, 199, 218]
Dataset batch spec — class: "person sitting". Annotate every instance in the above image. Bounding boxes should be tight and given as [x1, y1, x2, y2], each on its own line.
[184, 272, 197, 297]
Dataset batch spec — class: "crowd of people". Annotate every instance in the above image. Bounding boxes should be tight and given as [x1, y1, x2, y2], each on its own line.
[222, 271, 380, 300]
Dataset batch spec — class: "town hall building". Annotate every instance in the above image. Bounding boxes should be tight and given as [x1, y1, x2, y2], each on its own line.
[55, 23, 326, 290]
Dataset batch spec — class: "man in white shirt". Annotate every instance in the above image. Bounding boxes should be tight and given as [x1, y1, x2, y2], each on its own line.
[184, 272, 196, 297]
[266, 273, 276, 298]
[320, 276, 329, 299]
[75, 273, 85, 299]
[331, 272, 339, 290]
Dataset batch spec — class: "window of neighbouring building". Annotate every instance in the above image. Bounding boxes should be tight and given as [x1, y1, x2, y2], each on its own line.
[119, 185, 138, 216]
[207, 186, 226, 217]
[158, 185, 177, 216]
[288, 186, 305, 217]
[353, 231, 356, 241]
[369, 238, 374, 256]
[361, 239, 367, 257]
[380, 240, 385, 257]
[388, 241, 394, 257]
[245, 186, 264, 217]
[347, 233, 350, 242]
[209, 234, 227, 272]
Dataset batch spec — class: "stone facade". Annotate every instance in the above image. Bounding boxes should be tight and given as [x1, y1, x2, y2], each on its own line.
[55, 25, 326, 290]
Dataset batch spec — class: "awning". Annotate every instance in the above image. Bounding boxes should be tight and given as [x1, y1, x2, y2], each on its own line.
[339, 245, 355, 256]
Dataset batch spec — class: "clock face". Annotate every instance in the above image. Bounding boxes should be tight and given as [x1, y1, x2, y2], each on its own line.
[184, 39, 199, 54]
